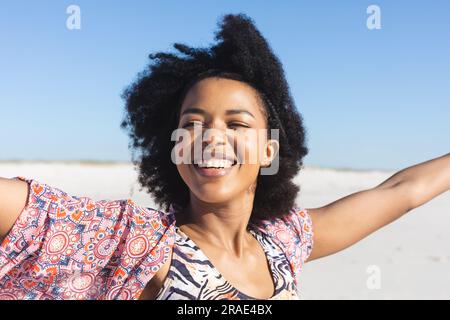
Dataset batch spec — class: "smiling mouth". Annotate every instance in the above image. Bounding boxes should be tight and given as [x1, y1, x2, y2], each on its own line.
[192, 159, 238, 177]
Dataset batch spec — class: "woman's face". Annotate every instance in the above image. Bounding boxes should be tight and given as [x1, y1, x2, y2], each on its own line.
[175, 77, 279, 204]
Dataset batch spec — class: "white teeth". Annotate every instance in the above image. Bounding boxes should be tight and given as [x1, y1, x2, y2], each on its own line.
[197, 159, 233, 168]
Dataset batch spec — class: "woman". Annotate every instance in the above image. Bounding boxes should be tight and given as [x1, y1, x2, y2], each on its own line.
[0, 13, 449, 300]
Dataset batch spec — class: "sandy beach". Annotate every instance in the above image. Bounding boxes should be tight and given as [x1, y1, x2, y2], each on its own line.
[1, 161, 449, 299]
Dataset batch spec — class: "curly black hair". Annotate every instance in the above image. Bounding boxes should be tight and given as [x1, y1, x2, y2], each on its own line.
[120, 13, 309, 221]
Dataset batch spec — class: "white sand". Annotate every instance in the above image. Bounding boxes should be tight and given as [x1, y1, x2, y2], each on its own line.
[1, 161, 449, 299]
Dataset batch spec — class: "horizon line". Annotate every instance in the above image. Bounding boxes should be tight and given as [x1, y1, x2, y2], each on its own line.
[0, 159, 396, 172]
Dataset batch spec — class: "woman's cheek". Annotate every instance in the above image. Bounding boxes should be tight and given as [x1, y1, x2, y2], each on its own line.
[235, 135, 263, 166]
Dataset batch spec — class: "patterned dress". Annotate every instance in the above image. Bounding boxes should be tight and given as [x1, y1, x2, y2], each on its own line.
[0, 176, 314, 300]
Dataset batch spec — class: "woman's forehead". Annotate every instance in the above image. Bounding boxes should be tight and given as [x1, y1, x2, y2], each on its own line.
[180, 77, 266, 118]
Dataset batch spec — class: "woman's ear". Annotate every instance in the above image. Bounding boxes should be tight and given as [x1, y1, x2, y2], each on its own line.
[261, 139, 280, 167]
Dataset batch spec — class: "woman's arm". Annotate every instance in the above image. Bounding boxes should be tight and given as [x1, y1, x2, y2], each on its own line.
[306, 152, 450, 262]
[0, 177, 29, 242]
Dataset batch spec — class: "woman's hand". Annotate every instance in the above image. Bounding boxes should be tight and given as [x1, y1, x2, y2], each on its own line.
[0, 177, 29, 242]
[306, 152, 450, 262]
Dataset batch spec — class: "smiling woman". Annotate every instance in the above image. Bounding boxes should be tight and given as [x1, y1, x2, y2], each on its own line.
[0, 12, 449, 301]
[117, 13, 313, 300]
[120, 28, 309, 221]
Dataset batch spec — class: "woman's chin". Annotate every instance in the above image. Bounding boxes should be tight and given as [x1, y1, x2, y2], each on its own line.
[191, 186, 238, 204]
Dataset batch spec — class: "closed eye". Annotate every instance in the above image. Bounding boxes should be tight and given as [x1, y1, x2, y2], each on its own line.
[181, 121, 249, 129]
[182, 121, 204, 128]
[228, 122, 250, 129]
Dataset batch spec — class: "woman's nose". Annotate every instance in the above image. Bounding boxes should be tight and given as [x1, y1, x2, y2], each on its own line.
[202, 127, 228, 146]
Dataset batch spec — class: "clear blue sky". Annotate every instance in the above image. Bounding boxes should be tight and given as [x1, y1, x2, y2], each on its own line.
[1, 1, 449, 170]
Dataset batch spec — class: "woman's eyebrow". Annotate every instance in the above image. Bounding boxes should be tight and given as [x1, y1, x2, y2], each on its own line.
[180, 107, 208, 117]
[180, 107, 255, 119]
[225, 109, 255, 119]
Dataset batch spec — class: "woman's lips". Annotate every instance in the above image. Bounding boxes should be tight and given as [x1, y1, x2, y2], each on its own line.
[192, 163, 237, 177]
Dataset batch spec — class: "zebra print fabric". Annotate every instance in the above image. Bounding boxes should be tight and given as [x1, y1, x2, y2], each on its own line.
[155, 225, 300, 300]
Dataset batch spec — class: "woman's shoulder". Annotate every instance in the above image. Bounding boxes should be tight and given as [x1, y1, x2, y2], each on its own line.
[251, 206, 312, 237]
[11, 176, 173, 222]
[249, 205, 314, 284]
[11, 175, 177, 244]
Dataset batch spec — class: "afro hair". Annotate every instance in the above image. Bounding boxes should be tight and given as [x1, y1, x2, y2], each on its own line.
[120, 13, 309, 221]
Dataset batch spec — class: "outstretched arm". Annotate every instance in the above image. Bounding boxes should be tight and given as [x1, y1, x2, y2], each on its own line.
[306, 152, 450, 262]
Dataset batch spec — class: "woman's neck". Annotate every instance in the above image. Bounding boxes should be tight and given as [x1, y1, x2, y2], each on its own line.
[176, 193, 255, 257]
